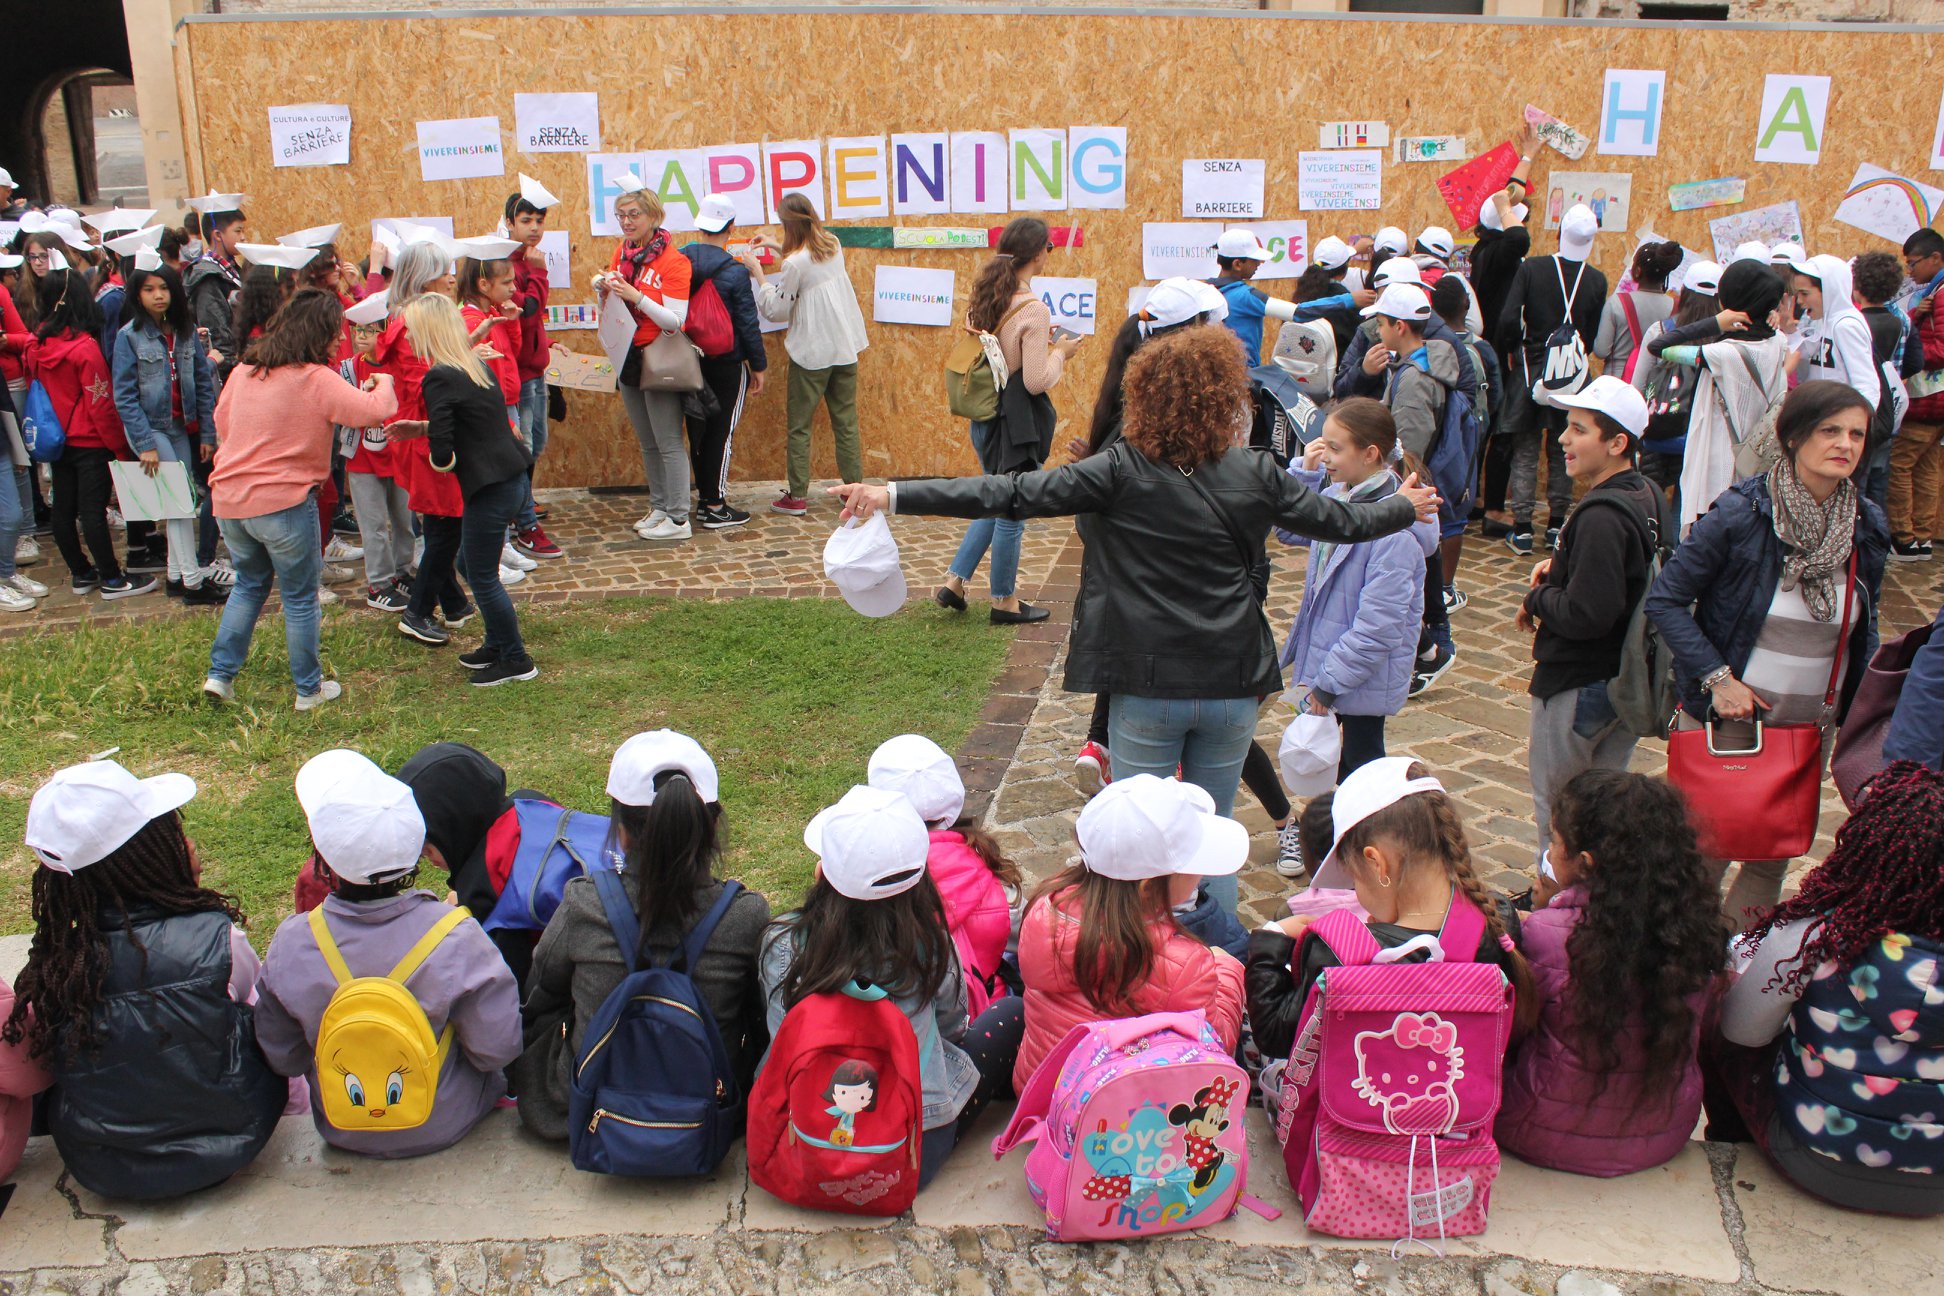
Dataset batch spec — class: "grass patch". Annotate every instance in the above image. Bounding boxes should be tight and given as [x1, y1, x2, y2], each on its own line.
[0, 597, 1011, 942]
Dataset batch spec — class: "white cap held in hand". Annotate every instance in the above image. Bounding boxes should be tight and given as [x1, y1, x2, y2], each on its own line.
[824, 512, 907, 618]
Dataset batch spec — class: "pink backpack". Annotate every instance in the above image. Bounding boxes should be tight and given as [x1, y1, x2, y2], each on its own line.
[993, 1011, 1277, 1242]
[1272, 897, 1512, 1251]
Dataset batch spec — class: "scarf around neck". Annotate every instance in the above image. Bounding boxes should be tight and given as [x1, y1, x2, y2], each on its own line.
[1767, 458, 1857, 623]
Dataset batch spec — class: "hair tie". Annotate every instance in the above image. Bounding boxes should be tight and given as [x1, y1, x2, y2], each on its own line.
[1498, 932, 1517, 954]
[994, 252, 1014, 260]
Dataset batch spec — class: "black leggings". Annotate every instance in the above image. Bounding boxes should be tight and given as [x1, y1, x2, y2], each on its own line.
[406, 513, 471, 621]
[1338, 714, 1387, 780]
[917, 996, 1024, 1189]
[688, 356, 749, 507]
[50, 446, 122, 581]
[1087, 694, 1290, 822]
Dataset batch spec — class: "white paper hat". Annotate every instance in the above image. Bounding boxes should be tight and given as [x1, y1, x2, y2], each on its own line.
[186, 189, 247, 214]
[609, 171, 649, 195]
[803, 785, 931, 901]
[823, 512, 906, 618]
[606, 729, 720, 807]
[1076, 774, 1249, 883]
[1310, 756, 1445, 891]
[1362, 282, 1433, 321]
[81, 207, 156, 235]
[278, 223, 342, 249]
[343, 290, 389, 326]
[104, 225, 164, 257]
[867, 733, 965, 827]
[1312, 235, 1353, 270]
[25, 760, 197, 873]
[1278, 712, 1342, 799]
[371, 223, 403, 255]
[133, 247, 162, 272]
[454, 234, 523, 261]
[50, 223, 95, 252]
[519, 173, 562, 210]
[237, 242, 319, 271]
[295, 749, 427, 885]
[43, 247, 69, 273]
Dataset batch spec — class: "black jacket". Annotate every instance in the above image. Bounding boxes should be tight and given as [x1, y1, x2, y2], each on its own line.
[425, 364, 532, 500]
[1499, 255, 1608, 379]
[681, 243, 767, 372]
[1862, 306, 1903, 453]
[983, 374, 1055, 475]
[1523, 469, 1663, 700]
[184, 255, 242, 370]
[896, 441, 1416, 697]
[1470, 224, 1532, 360]
[48, 908, 283, 1199]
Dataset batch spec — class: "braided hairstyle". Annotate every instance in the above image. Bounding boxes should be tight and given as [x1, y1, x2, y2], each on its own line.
[1334, 762, 1539, 1037]
[1746, 761, 1944, 994]
[3, 812, 245, 1061]
[1551, 771, 1729, 1106]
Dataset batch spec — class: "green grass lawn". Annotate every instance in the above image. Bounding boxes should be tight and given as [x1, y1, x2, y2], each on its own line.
[0, 597, 1011, 942]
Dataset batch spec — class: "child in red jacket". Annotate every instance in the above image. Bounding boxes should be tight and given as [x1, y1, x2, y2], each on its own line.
[503, 183, 561, 558]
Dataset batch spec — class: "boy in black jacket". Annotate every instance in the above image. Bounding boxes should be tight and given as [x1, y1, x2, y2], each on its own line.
[1851, 250, 1909, 517]
[1517, 376, 1661, 880]
[681, 193, 770, 529]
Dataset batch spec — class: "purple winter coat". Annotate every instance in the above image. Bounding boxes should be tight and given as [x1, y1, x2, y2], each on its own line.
[1496, 886, 1706, 1177]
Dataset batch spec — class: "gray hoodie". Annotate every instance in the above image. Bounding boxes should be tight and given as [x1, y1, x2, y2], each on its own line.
[1385, 335, 1464, 460]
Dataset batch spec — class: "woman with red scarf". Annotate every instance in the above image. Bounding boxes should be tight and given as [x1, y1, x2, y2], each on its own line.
[597, 180, 691, 543]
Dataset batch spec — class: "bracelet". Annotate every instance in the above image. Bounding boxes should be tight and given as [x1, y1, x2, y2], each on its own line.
[1701, 666, 1734, 690]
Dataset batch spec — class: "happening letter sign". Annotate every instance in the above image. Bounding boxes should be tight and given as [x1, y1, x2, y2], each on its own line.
[764, 140, 825, 221]
[1599, 70, 1664, 157]
[1068, 127, 1127, 210]
[828, 137, 891, 220]
[1010, 129, 1068, 211]
[1031, 276, 1098, 336]
[1755, 75, 1830, 165]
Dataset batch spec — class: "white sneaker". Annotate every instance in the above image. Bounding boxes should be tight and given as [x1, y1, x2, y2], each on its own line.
[202, 676, 233, 703]
[324, 536, 364, 562]
[0, 583, 35, 611]
[14, 535, 39, 564]
[500, 543, 537, 572]
[634, 509, 669, 535]
[6, 572, 49, 599]
[640, 516, 692, 541]
[321, 563, 355, 585]
[200, 561, 236, 588]
[499, 563, 527, 586]
[295, 680, 342, 712]
[317, 585, 340, 606]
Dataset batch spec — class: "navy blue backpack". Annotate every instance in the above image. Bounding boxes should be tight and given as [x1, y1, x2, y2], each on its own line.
[1424, 385, 1483, 524]
[568, 871, 745, 1177]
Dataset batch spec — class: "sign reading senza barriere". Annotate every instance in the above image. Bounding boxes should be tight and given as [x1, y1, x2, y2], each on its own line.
[268, 104, 351, 168]
[515, 94, 601, 154]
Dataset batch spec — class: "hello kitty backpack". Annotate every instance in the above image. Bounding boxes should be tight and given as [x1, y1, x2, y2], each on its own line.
[993, 1011, 1278, 1242]
[1272, 896, 1513, 1250]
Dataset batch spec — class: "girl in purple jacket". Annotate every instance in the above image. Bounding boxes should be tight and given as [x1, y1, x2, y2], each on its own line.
[1497, 770, 1728, 1176]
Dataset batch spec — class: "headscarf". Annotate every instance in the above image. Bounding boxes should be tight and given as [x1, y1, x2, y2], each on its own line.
[1715, 260, 1785, 342]
[1767, 456, 1858, 624]
[394, 742, 511, 916]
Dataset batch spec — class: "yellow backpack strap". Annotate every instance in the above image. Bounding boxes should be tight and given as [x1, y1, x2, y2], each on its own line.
[386, 906, 471, 987]
[308, 907, 355, 986]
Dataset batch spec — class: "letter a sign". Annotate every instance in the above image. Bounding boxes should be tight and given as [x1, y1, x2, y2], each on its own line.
[1755, 75, 1829, 166]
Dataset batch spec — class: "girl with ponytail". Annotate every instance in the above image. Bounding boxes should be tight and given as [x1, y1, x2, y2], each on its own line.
[510, 731, 772, 1141]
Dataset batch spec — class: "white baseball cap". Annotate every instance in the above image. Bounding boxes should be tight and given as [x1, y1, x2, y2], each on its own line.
[805, 785, 932, 900]
[1140, 279, 1203, 329]
[1311, 756, 1446, 891]
[26, 760, 197, 873]
[1312, 235, 1353, 270]
[824, 512, 907, 618]
[1769, 242, 1806, 267]
[1683, 260, 1724, 295]
[1478, 194, 1530, 232]
[1076, 774, 1249, 883]
[696, 193, 738, 235]
[1278, 712, 1341, 799]
[867, 734, 965, 827]
[295, 749, 427, 885]
[1558, 205, 1599, 260]
[1373, 226, 1409, 256]
[1416, 226, 1455, 260]
[1362, 282, 1432, 322]
[1732, 240, 1771, 265]
[607, 729, 720, 807]
[1189, 278, 1231, 322]
[1370, 257, 1424, 290]
[1555, 374, 1650, 441]
[0, 168, 13, 188]
[1215, 229, 1270, 261]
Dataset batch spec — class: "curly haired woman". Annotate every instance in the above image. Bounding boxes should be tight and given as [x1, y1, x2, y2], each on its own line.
[828, 326, 1439, 917]
[1704, 761, 1944, 1216]
[1496, 770, 1729, 1176]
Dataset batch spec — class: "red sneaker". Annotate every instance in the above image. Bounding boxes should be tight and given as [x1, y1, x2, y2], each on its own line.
[1074, 741, 1112, 796]
[514, 525, 564, 559]
[771, 494, 809, 516]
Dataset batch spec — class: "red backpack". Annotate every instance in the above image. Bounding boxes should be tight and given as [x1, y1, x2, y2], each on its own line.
[684, 275, 736, 358]
[746, 981, 923, 1217]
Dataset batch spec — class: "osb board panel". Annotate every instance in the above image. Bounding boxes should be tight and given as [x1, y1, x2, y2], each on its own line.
[179, 14, 1936, 489]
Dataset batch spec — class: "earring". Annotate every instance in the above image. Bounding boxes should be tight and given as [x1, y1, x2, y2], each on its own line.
[1376, 871, 1395, 889]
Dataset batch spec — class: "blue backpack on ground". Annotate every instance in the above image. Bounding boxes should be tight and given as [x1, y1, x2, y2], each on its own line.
[1425, 385, 1482, 524]
[568, 870, 745, 1177]
[21, 381, 65, 463]
[483, 799, 619, 933]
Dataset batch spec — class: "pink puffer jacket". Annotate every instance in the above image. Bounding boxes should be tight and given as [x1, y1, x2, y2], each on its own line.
[1496, 886, 1708, 1177]
[928, 830, 1012, 1019]
[1014, 886, 1245, 1093]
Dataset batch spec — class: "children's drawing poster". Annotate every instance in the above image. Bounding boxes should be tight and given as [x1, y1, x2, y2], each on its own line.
[1435, 144, 1518, 228]
[1525, 104, 1590, 160]
[1707, 200, 1803, 264]
[1932, 88, 1944, 171]
[1667, 178, 1746, 212]
[1832, 163, 1944, 245]
[108, 462, 197, 521]
[1395, 136, 1466, 165]
[1542, 173, 1632, 232]
[1318, 122, 1388, 150]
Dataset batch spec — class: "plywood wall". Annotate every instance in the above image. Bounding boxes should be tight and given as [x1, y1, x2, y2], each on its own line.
[176, 12, 1938, 488]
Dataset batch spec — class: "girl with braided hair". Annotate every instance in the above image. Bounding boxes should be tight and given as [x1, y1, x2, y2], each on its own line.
[6, 760, 286, 1199]
[1703, 761, 1944, 1217]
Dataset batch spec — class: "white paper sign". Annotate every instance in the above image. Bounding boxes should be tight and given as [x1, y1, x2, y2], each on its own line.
[1069, 127, 1128, 211]
[597, 292, 636, 370]
[872, 265, 955, 327]
[267, 104, 350, 169]
[890, 133, 952, 216]
[1031, 276, 1098, 337]
[763, 140, 824, 222]
[1228, 221, 1308, 281]
[1298, 151, 1382, 211]
[635, 149, 704, 233]
[515, 94, 600, 154]
[1142, 222, 1221, 281]
[1832, 163, 1944, 246]
[1754, 75, 1830, 166]
[538, 231, 572, 289]
[1598, 69, 1665, 157]
[1009, 129, 1068, 212]
[949, 132, 1010, 215]
[827, 137, 890, 220]
[1931, 88, 1944, 171]
[1182, 160, 1266, 220]
[109, 462, 197, 521]
[417, 117, 505, 182]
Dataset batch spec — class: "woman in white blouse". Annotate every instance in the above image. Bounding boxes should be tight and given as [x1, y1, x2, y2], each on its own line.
[740, 194, 869, 517]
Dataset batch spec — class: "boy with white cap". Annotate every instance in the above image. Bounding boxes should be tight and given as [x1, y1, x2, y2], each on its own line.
[681, 193, 770, 529]
[1208, 228, 1365, 367]
[1335, 258, 1480, 407]
[255, 749, 521, 1158]
[503, 175, 564, 560]
[1514, 376, 1663, 878]
[1497, 203, 1609, 554]
[1413, 225, 1484, 335]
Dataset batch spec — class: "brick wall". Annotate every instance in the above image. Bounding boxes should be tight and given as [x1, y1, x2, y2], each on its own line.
[1572, 0, 1943, 18]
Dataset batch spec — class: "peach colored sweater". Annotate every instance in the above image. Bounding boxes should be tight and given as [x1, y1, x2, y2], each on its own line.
[211, 364, 397, 519]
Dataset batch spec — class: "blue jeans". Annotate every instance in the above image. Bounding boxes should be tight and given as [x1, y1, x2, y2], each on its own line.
[1107, 693, 1258, 915]
[514, 378, 548, 529]
[0, 462, 25, 579]
[209, 499, 325, 695]
[459, 474, 529, 663]
[948, 420, 1024, 598]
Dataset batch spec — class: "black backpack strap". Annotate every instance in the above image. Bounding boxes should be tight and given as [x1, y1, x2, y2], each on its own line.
[591, 866, 643, 975]
[1177, 466, 1261, 583]
[672, 880, 744, 974]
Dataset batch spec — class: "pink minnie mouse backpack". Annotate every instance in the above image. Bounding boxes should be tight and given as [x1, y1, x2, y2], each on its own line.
[1272, 895, 1513, 1251]
[993, 1011, 1279, 1242]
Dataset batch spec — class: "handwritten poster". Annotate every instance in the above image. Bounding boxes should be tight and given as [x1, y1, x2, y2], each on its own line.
[267, 104, 350, 169]
[417, 117, 504, 182]
[1297, 151, 1381, 212]
[1436, 144, 1518, 228]
[872, 266, 956, 327]
[1395, 136, 1467, 164]
[1031, 276, 1098, 337]
[1182, 159, 1266, 219]
[1141, 222, 1221, 280]
[514, 94, 600, 154]
[1525, 104, 1590, 160]
[544, 344, 615, 393]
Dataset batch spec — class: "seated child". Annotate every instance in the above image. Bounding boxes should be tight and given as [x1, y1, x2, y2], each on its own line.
[1498, 770, 1728, 1177]
[0, 974, 50, 1184]
[1014, 774, 1248, 1092]
[9, 760, 285, 1198]
[256, 749, 521, 1159]
[512, 730, 772, 1139]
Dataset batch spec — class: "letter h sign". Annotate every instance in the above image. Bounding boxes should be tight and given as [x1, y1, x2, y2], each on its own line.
[1599, 69, 1664, 157]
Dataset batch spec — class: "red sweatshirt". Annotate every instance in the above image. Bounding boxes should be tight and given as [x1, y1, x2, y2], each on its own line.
[26, 330, 128, 454]
[461, 302, 523, 405]
[0, 292, 31, 388]
[371, 315, 461, 517]
[511, 249, 550, 383]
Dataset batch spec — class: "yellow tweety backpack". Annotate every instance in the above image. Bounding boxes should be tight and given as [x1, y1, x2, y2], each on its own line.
[308, 906, 470, 1132]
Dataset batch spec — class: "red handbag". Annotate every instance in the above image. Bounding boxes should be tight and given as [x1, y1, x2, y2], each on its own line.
[1667, 551, 1856, 863]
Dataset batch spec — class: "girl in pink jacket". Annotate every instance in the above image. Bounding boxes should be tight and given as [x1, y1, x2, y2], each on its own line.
[1014, 775, 1249, 1092]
